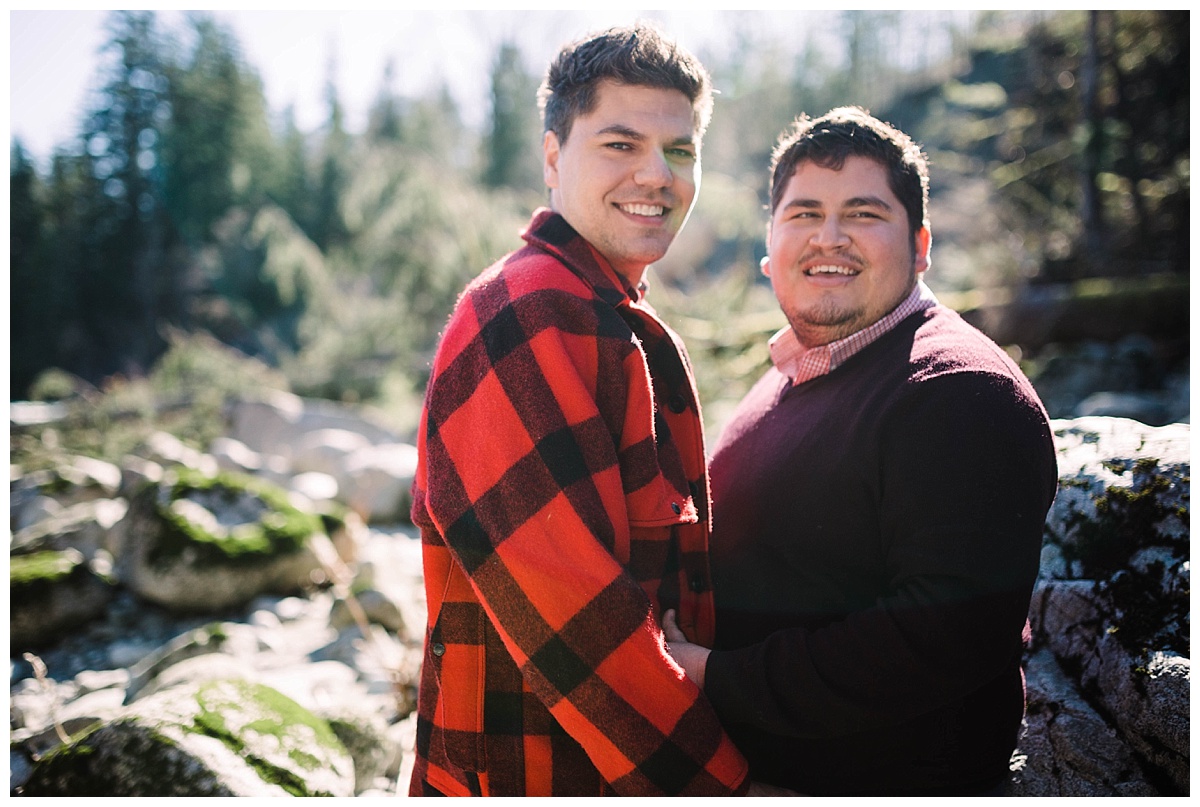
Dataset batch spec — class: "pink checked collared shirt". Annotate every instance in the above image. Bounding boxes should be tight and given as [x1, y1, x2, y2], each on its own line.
[768, 281, 940, 385]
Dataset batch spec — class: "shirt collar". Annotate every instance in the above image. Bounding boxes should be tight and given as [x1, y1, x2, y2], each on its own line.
[522, 207, 642, 308]
[769, 280, 939, 384]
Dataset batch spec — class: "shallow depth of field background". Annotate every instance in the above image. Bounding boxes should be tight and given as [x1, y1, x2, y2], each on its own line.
[10, 10, 1189, 466]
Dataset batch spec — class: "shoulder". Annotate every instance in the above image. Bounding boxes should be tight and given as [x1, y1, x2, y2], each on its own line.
[908, 307, 1032, 387]
[436, 246, 633, 370]
[462, 245, 594, 305]
[840, 306, 1042, 418]
[889, 306, 1050, 429]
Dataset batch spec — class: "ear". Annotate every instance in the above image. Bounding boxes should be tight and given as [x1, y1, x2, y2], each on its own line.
[542, 130, 561, 190]
[913, 226, 932, 274]
[760, 255, 772, 277]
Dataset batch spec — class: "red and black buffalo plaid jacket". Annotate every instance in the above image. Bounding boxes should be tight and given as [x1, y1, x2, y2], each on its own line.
[409, 209, 749, 796]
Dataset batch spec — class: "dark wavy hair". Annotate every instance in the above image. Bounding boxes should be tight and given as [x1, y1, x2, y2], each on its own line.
[769, 106, 929, 238]
[538, 23, 713, 144]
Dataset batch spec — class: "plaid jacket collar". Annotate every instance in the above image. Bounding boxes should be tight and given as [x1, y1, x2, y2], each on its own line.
[769, 280, 939, 385]
[522, 207, 645, 310]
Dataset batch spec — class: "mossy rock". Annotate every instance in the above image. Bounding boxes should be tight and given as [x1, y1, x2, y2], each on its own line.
[116, 468, 330, 613]
[322, 704, 392, 793]
[10, 548, 115, 652]
[1043, 419, 1189, 658]
[20, 677, 354, 796]
[154, 467, 320, 567]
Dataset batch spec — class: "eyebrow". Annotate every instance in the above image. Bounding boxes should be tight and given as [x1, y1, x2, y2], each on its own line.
[781, 195, 893, 212]
[846, 195, 893, 210]
[596, 124, 644, 140]
[594, 124, 696, 148]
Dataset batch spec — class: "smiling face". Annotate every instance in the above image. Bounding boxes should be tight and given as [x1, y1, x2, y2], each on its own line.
[764, 155, 932, 348]
[543, 80, 700, 288]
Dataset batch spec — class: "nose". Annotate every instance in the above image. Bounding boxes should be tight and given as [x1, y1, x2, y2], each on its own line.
[633, 150, 673, 188]
[811, 216, 850, 250]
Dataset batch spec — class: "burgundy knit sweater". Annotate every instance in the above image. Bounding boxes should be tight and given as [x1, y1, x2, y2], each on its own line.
[704, 304, 1057, 795]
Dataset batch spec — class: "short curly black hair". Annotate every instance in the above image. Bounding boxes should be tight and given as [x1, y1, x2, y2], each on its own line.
[538, 23, 713, 145]
[769, 106, 929, 238]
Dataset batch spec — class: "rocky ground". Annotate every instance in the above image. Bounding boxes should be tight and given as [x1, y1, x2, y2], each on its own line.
[9, 390, 1190, 796]
[11, 520, 427, 796]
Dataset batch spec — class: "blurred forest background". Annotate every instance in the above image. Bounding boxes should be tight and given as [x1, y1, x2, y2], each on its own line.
[10, 10, 1190, 466]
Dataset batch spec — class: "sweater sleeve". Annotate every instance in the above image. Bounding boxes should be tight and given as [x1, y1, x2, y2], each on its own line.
[704, 370, 1057, 738]
[420, 288, 748, 795]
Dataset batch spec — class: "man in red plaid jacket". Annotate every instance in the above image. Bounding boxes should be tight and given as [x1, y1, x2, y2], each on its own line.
[408, 24, 750, 796]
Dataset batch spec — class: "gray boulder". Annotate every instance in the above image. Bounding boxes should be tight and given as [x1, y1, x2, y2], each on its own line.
[291, 428, 372, 476]
[321, 699, 394, 794]
[124, 621, 264, 703]
[114, 469, 330, 613]
[11, 457, 122, 530]
[129, 652, 258, 703]
[329, 587, 409, 638]
[288, 470, 340, 507]
[1089, 645, 1190, 793]
[11, 498, 128, 560]
[8, 498, 422, 796]
[1012, 648, 1157, 796]
[337, 443, 419, 524]
[208, 435, 291, 487]
[1021, 416, 1190, 795]
[226, 391, 399, 463]
[108, 585, 407, 796]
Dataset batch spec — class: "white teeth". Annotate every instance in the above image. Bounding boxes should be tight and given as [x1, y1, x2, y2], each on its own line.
[620, 203, 664, 217]
[807, 265, 856, 276]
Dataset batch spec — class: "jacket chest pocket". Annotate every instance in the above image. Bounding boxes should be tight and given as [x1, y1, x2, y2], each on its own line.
[624, 470, 700, 609]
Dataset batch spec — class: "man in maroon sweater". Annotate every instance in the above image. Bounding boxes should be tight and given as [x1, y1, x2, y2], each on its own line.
[665, 107, 1058, 795]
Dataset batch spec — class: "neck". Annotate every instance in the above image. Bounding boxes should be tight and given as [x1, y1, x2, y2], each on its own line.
[546, 204, 648, 291]
[617, 264, 648, 291]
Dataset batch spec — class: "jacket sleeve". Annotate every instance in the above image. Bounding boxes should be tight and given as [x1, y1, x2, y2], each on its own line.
[419, 289, 748, 795]
[704, 370, 1057, 737]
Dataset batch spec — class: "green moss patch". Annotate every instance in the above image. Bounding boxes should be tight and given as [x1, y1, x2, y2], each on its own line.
[1062, 461, 1187, 578]
[147, 467, 321, 570]
[189, 679, 347, 796]
[10, 549, 100, 609]
[10, 549, 81, 586]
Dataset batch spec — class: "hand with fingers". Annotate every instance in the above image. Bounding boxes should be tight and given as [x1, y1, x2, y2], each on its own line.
[661, 609, 712, 689]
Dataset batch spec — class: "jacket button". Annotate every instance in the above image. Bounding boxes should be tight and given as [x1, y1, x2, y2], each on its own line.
[668, 393, 687, 414]
[431, 642, 446, 657]
[671, 502, 681, 515]
[689, 575, 706, 592]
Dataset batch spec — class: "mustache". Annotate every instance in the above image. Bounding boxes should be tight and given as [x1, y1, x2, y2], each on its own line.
[799, 250, 864, 268]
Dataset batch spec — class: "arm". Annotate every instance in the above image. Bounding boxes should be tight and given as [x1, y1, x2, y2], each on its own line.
[703, 372, 1057, 737]
[422, 290, 747, 794]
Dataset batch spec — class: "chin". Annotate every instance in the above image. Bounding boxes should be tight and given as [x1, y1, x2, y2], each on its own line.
[796, 306, 860, 329]
[626, 248, 669, 268]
